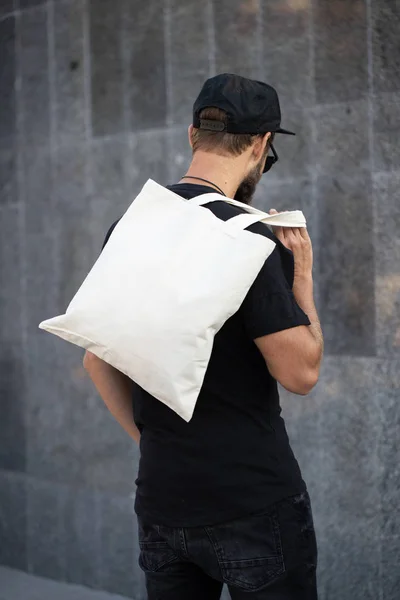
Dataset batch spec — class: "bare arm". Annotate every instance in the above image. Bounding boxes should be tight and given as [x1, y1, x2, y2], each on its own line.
[83, 351, 140, 444]
[255, 214, 323, 395]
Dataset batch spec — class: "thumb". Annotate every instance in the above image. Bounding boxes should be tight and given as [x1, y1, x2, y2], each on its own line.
[269, 208, 278, 215]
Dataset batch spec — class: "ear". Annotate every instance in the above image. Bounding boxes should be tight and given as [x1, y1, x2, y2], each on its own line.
[252, 132, 271, 161]
[188, 125, 194, 149]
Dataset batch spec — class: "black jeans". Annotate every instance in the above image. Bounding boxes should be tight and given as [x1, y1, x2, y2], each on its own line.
[138, 491, 318, 599]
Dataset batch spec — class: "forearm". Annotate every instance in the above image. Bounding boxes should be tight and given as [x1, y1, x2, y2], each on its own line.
[293, 275, 324, 369]
[84, 353, 140, 444]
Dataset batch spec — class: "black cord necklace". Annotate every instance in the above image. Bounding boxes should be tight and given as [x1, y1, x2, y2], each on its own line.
[181, 175, 226, 197]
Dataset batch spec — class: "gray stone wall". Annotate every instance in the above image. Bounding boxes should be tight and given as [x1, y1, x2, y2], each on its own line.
[0, 1, 398, 599]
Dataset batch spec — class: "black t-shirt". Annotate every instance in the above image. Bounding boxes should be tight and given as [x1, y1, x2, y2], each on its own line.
[102, 183, 311, 527]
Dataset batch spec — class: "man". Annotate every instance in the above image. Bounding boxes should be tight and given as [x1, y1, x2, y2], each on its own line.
[84, 73, 323, 599]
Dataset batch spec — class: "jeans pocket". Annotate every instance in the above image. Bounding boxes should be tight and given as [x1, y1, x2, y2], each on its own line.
[138, 519, 179, 573]
[206, 509, 285, 592]
[139, 541, 179, 573]
[221, 556, 284, 591]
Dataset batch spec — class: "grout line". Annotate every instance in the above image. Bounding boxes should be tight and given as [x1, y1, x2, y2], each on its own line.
[258, 0, 265, 80]
[365, 2, 382, 599]
[47, 4, 67, 581]
[13, 6, 30, 573]
[308, 0, 317, 109]
[120, 0, 131, 137]
[255, 0, 263, 80]
[47, 0, 57, 158]
[1, 2, 47, 21]
[163, 0, 174, 182]
[308, 0, 319, 238]
[0, 467, 137, 498]
[83, 0, 99, 258]
[119, 0, 137, 198]
[365, 0, 376, 174]
[309, 94, 370, 111]
[372, 168, 400, 180]
[3, 0, 76, 22]
[206, 0, 216, 77]
[94, 489, 104, 589]
[48, 125, 185, 152]
[47, 0, 61, 313]
[82, 0, 93, 145]
[0, 10, 15, 23]
[163, 0, 173, 129]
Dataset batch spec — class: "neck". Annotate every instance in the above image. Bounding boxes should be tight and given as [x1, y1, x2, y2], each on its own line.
[179, 152, 246, 198]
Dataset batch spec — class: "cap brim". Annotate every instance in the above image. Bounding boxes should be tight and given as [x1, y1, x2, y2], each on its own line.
[275, 127, 296, 136]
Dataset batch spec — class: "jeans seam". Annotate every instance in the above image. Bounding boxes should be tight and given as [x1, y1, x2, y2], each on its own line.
[271, 507, 285, 573]
[204, 526, 225, 564]
[179, 528, 189, 558]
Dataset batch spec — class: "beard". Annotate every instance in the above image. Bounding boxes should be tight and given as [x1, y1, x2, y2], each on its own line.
[234, 152, 267, 205]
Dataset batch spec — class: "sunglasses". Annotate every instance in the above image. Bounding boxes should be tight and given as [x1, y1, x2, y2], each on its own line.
[263, 143, 279, 173]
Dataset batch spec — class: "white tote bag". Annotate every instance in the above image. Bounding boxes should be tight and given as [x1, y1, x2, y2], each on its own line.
[39, 179, 306, 421]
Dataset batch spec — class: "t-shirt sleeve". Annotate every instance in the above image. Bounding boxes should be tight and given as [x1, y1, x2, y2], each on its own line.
[101, 219, 120, 251]
[241, 245, 311, 339]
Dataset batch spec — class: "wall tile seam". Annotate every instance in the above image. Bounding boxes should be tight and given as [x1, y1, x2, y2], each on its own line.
[0, 468, 136, 500]
[320, 350, 377, 360]
[12, 5, 29, 562]
[119, 0, 132, 202]
[0, 468, 27, 481]
[368, 89, 400, 102]
[262, 35, 316, 55]
[254, 0, 263, 81]
[206, 0, 216, 76]
[364, 8, 383, 595]
[311, 92, 371, 111]
[372, 169, 400, 181]
[0, 11, 15, 24]
[79, 114, 175, 144]
[318, 356, 386, 368]
[0, 199, 21, 210]
[305, 0, 319, 318]
[81, 0, 98, 261]
[2, 1, 52, 21]
[259, 176, 312, 190]
[310, 97, 371, 114]
[163, 0, 173, 130]
[82, 103, 386, 139]
[13, 10, 27, 333]
[82, 0, 93, 146]
[93, 489, 104, 589]
[163, 0, 175, 183]
[313, 170, 374, 185]
[46, 0, 66, 394]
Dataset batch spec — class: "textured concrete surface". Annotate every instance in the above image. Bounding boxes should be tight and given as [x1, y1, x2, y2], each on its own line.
[0, 566, 130, 600]
[0, 0, 399, 599]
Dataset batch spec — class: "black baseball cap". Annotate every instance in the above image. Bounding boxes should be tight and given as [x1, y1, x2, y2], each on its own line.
[193, 73, 295, 137]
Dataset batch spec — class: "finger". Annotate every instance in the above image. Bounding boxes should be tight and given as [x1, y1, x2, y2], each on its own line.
[299, 226, 311, 241]
[274, 227, 285, 243]
[285, 228, 303, 250]
[268, 208, 285, 240]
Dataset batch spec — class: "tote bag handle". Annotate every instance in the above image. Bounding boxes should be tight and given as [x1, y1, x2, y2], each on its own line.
[189, 193, 307, 232]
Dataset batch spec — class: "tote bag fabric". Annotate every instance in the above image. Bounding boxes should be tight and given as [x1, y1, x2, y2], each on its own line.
[39, 179, 306, 422]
